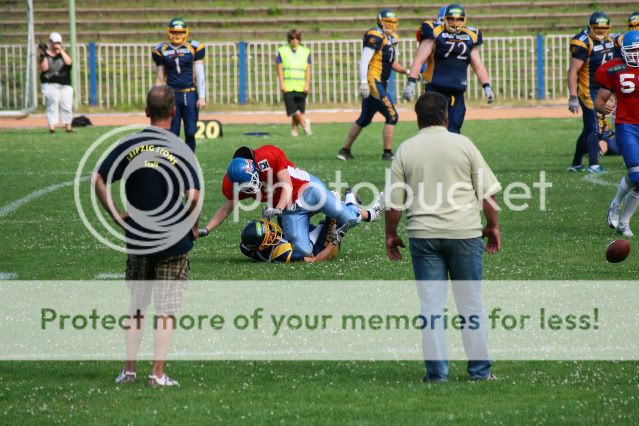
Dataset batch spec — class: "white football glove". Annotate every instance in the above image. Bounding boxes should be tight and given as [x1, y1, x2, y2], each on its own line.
[403, 80, 416, 101]
[568, 96, 580, 113]
[263, 207, 282, 219]
[359, 82, 370, 99]
[482, 84, 495, 104]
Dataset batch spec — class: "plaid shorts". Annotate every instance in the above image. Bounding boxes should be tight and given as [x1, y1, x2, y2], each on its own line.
[125, 254, 189, 315]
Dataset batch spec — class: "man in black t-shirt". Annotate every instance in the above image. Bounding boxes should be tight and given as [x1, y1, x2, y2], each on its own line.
[93, 85, 201, 387]
[39, 32, 73, 133]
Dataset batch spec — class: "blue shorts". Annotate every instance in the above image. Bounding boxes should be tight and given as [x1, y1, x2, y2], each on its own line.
[355, 80, 398, 127]
[617, 123, 639, 182]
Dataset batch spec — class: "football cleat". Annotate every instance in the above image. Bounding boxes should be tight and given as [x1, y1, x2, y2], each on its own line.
[587, 165, 605, 174]
[332, 223, 350, 246]
[148, 374, 179, 387]
[291, 128, 299, 137]
[115, 370, 137, 384]
[337, 148, 354, 161]
[608, 206, 621, 229]
[367, 191, 385, 222]
[382, 151, 394, 161]
[567, 165, 586, 172]
[617, 223, 634, 238]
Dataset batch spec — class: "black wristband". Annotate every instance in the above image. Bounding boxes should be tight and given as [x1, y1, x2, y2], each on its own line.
[408, 77, 416, 83]
[482, 83, 491, 89]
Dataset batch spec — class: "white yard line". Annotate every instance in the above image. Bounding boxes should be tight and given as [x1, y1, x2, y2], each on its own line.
[0, 272, 17, 280]
[0, 176, 89, 219]
[583, 174, 617, 187]
[95, 272, 125, 280]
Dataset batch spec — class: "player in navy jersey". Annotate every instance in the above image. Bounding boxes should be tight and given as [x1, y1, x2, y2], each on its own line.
[403, 4, 494, 134]
[567, 12, 615, 174]
[152, 18, 206, 152]
[239, 217, 341, 263]
[336, 9, 410, 162]
[595, 31, 639, 236]
[613, 12, 639, 57]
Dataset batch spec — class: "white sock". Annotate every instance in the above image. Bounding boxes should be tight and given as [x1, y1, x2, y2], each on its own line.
[611, 176, 632, 208]
[366, 208, 379, 222]
[620, 190, 639, 225]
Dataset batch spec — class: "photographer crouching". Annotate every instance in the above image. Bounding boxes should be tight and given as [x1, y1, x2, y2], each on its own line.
[39, 32, 73, 133]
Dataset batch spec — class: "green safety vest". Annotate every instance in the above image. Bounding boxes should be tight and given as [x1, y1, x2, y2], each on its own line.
[278, 45, 310, 92]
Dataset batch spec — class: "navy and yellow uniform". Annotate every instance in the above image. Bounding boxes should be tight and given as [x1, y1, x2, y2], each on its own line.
[240, 219, 339, 263]
[569, 29, 615, 168]
[418, 20, 482, 133]
[356, 28, 399, 127]
[152, 39, 205, 152]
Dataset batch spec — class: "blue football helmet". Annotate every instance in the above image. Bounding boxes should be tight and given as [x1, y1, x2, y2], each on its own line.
[377, 9, 398, 35]
[621, 30, 639, 67]
[436, 5, 448, 25]
[588, 12, 611, 41]
[444, 4, 466, 34]
[227, 158, 261, 194]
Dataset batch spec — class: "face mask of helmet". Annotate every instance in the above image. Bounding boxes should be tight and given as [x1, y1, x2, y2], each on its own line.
[377, 10, 398, 35]
[622, 32, 639, 67]
[242, 219, 283, 251]
[629, 13, 639, 31]
[237, 172, 262, 194]
[168, 29, 188, 45]
[589, 25, 610, 41]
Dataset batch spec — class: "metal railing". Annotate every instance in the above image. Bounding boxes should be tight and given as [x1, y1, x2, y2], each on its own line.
[0, 35, 573, 111]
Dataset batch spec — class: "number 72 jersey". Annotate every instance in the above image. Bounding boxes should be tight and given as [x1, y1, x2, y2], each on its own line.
[595, 58, 639, 125]
[417, 21, 483, 91]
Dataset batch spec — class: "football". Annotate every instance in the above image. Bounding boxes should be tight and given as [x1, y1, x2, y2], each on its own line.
[606, 239, 631, 263]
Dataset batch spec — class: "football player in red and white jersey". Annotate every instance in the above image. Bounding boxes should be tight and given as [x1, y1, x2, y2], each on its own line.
[595, 30, 639, 236]
[200, 145, 384, 257]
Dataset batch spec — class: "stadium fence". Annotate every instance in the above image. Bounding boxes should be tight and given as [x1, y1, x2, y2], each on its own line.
[0, 34, 577, 111]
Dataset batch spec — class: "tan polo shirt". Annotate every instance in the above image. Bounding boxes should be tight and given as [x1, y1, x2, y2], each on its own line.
[388, 126, 501, 239]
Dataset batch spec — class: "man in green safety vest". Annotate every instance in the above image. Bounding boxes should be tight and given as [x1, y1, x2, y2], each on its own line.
[276, 29, 312, 137]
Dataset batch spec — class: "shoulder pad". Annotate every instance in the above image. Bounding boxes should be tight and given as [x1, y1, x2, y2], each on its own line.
[366, 28, 384, 38]
[189, 40, 200, 48]
[466, 25, 478, 33]
[422, 20, 434, 29]
[154, 42, 165, 50]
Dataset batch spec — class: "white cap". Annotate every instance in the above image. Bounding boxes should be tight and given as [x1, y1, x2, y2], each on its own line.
[49, 32, 62, 43]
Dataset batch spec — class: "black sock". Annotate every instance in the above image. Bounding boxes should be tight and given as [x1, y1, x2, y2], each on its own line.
[342, 148, 351, 152]
[384, 149, 392, 154]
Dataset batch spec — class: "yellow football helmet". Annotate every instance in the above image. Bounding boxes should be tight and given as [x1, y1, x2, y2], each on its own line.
[444, 4, 467, 34]
[168, 17, 189, 45]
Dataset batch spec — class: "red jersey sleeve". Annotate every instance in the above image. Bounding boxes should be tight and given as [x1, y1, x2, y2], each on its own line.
[221, 174, 253, 200]
[595, 62, 614, 90]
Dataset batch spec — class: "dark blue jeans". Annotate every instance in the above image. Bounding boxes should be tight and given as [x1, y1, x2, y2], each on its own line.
[409, 237, 492, 380]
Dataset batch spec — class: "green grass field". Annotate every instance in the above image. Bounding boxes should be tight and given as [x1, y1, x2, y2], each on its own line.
[0, 119, 638, 423]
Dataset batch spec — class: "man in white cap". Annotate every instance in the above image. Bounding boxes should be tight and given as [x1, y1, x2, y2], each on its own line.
[39, 32, 73, 133]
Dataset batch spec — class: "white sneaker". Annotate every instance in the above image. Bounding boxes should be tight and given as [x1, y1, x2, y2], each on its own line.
[617, 223, 634, 238]
[344, 188, 360, 207]
[608, 206, 620, 229]
[367, 191, 385, 222]
[303, 119, 312, 136]
[148, 374, 179, 387]
[115, 370, 136, 384]
[291, 128, 299, 137]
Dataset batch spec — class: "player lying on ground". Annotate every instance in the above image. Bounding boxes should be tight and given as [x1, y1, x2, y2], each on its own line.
[239, 216, 341, 263]
[199, 145, 383, 258]
[595, 30, 639, 237]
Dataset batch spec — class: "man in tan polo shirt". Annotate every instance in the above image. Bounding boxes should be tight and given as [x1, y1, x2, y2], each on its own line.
[385, 91, 501, 382]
